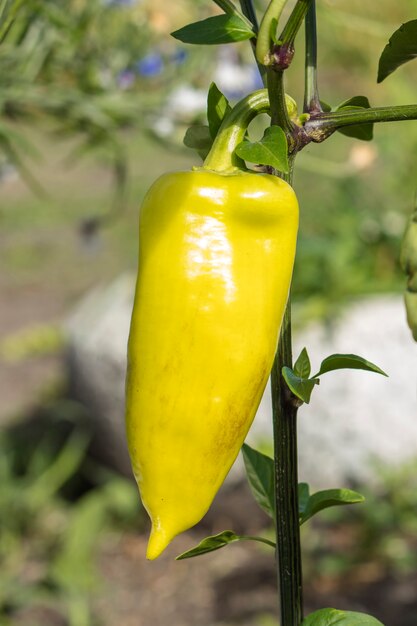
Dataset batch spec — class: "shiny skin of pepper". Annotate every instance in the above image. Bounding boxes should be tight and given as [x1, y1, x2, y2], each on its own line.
[125, 169, 299, 560]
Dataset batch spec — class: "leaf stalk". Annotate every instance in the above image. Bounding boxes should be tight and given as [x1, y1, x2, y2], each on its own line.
[304, 0, 321, 113]
[304, 103, 417, 143]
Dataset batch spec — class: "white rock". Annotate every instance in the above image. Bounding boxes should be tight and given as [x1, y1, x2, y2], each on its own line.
[66, 277, 417, 488]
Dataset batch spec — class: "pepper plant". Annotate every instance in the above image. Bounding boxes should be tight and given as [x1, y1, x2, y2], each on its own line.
[126, 2, 417, 626]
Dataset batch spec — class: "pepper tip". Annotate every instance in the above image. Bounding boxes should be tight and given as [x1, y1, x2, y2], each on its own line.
[146, 525, 172, 560]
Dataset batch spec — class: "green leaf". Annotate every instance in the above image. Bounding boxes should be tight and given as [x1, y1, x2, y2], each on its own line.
[378, 20, 417, 83]
[183, 125, 213, 160]
[320, 100, 333, 112]
[176, 530, 241, 559]
[337, 96, 371, 110]
[207, 82, 232, 140]
[171, 14, 254, 45]
[282, 367, 319, 405]
[242, 443, 275, 519]
[302, 608, 385, 626]
[298, 482, 310, 516]
[176, 529, 275, 559]
[300, 488, 365, 525]
[293, 347, 311, 379]
[314, 353, 388, 378]
[336, 96, 374, 141]
[235, 126, 289, 173]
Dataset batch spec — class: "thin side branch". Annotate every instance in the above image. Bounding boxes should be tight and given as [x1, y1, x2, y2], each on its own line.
[280, 0, 313, 47]
[213, 0, 255, 29]
[304, 103, 417, 143]
[267, 68, 294, 139]
[238, 0, 259, 31]
[304, 0, 321, 113]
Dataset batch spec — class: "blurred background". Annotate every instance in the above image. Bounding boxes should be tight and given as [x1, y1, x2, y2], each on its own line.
[1, 0, 417, 624]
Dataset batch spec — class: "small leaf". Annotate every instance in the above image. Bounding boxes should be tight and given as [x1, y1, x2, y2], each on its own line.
[176, 530, 241, 559]
[320, 100, 333, 112]
[336, 96, 374, 141]
[315, 354, 388, 378]
[235, 126, 289, 173]
[302, 607, 385, 626]
[242, 443, 275, 519]
[337, 96, 372, 110]
[183, 125, 212, 160]
[293, 347, 311, 379]
[300, 488, 365, 525]
[378, 20, 417, 83]
[171, 14, 254, 46]
[298, 483, 310, 516]
[282, 367, 319, 405]
[207, 82, 232, 140]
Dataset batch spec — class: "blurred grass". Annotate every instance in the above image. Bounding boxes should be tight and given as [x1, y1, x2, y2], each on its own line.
[0, 406, 142, 626]
[0, 127, 192, 297]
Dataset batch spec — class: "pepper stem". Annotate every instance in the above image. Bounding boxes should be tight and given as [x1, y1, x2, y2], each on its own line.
[203, 89, 270, 173]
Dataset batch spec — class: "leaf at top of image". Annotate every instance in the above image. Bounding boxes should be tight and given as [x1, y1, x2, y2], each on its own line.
[378, 20, 417, 83]
[171, 14, 254, 46]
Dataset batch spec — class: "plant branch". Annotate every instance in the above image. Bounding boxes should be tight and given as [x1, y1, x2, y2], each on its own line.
[203, 89, 270, 172]
[267, 68, 294, 141]
[304, 103, 417, 142]
[240, 535, 277, 548]
[267, 22, 303, 626]
[213, 0, 255, 30]
[238, 0, 259, 31]
[256, 0, 288, 66]
[280, 0, 313, 47]
[262, 0, 313, 71]
[271, 295, 304, 626]
[304, 0, 321, 113]
[238, 0, 268, 85]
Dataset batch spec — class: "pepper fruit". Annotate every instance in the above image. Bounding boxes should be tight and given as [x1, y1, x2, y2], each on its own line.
[125, 90, 299, 560]
[400, 204, 417, 341]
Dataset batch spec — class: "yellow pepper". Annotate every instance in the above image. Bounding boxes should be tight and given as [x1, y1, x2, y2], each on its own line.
[125, 90, 299, 560]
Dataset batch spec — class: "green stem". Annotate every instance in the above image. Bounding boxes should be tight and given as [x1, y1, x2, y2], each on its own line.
[203, 89, 270, 173]
[267, 27, 303, 626]
[267, 68, 294, 140]
[212, 0, 255, 30]
[271, 282, 303, 626]
[238, 0, 267, 85]
[304, 0, 321, 113]
[239, 0, 259, 31]
[305, 103, 417, 142]
[280, 0, 313, 47]
[256, 0, 288, 66]
[213, 0, 240, 14]
[240, 535, 277, 548]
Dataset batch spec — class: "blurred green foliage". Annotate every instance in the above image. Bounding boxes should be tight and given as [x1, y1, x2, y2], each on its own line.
[0, 0, 208, 197]
[0, 407, 142, 626]
[303, 461, 417, 580]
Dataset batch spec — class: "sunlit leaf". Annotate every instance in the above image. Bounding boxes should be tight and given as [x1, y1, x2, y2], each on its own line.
[171, 14, 254, 45]
[242, 443, 275, 519]
[378, 20, 417, 83]
[302, 608, 385, 626]
[235, 126, 289, 172]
